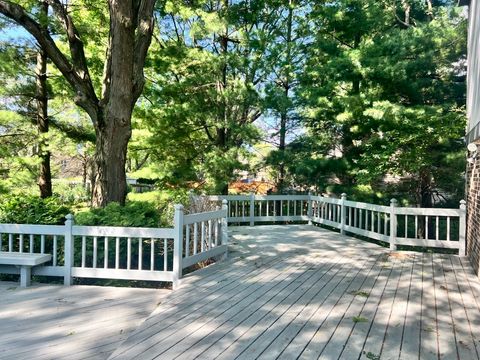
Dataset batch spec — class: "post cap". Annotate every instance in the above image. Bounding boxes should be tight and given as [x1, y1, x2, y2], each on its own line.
[460, 200, 466, 209]
[341, 193, 347, 198]
[390, 198, 398, 205]
[65, 214, 74, 221]
[174, 204, 184, 210]
[222, 199, 228, 205]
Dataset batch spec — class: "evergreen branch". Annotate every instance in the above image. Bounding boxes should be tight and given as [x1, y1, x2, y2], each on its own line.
[49, 118, 96, 143]
[0, 132, 25, 138]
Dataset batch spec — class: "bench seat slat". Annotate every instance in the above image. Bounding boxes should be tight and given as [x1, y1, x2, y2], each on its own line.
[0, 252, 52, 266]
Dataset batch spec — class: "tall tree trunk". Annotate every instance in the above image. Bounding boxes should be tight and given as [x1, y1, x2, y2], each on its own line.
[277, 0, 294, 193]
[0, 0, 156, 207]
[36, 1, 52, 199]
[416, 170, 433, 238]
[92, 115, 132, 206]
[91, 0, 137, 207]
[214, 0, 229, 195]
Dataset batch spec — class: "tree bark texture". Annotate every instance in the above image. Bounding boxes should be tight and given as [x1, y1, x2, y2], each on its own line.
[36, 2, 52, 198]
[0, 0, 156, 207]
[214, 0, 229, 195]
[277, 0, 294, 194]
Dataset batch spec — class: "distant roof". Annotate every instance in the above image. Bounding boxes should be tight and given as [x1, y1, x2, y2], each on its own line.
[458, 0, 470, 5]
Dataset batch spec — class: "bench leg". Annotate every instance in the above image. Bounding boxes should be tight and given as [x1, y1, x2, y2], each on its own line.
[20, 266, 31, 287]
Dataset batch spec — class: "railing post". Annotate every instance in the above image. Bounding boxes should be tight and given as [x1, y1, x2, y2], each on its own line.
[307, 191, 313, 225]
[173, 204, 184, 289]
[340, 193, 347, 235]
[459, 200, 466, 257]
[389, 199, 398, 250]
[250, 192, 255, 226]
[64, 214, 74, 286]
[222, 199, 229, 259]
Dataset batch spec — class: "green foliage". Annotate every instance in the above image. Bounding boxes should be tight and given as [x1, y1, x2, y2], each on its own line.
[0, 0, 468, 208]
[286, 0, 467, 206]
[75, 190, 190, 227]
[53, 182, 91, 206]
[75, 201, 162, 228]
[128, 189, 190, 225]
[130, 1, 267, 192]
[0, 195, 71, 225]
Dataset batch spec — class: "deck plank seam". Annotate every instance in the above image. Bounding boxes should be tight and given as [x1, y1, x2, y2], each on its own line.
[156, 257, 346, 360]
[179, 256, 349, 360]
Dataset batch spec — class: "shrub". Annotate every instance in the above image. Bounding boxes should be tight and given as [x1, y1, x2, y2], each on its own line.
[52, 182, 90, 205]
[0, 195, 71, 225]
[74, 201, 162, 227]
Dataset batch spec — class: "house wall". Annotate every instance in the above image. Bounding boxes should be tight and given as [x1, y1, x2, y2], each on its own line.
[466, 0, 480, 274]
[466, 0, 480, 143]
[467, 153, 480, 274]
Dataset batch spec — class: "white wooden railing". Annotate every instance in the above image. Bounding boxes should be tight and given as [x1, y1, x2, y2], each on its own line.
[206, 194, 466, 256]
[0, 201, 228, 288]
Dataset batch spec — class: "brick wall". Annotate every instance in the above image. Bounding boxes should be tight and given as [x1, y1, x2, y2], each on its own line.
[467, 144, 480, 275]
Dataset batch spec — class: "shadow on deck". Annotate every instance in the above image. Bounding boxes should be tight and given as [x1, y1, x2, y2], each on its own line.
[0, 283, 168, 360]
[107, 225, 480, 360]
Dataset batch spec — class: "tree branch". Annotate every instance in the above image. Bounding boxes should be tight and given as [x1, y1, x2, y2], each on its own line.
[46, 1, 92, 83]
[0, 132, 26, 138]
[0, 0, 99, 122]
[132, 0, 156, 102]
[49, 117, 96, 143]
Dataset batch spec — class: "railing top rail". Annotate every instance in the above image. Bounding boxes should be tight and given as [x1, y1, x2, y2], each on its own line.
[0, 224, 65, 236]
[344, 200, 390, 213]
[205, 194, 310, 201]
[252, 195, 310, 200]
[205, 195, 248, 201]
[72, 225, 175, 238]
[183, 208, 227, 225]
[395, 207, 463, 216]
[310, 195, 342, 205]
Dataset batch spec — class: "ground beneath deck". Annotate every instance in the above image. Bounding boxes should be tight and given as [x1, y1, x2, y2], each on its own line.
[109, 225, 480, 360]
[0, 283, 168, 360]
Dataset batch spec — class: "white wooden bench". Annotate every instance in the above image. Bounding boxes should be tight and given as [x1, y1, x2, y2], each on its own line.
[0, 252, 52, 287]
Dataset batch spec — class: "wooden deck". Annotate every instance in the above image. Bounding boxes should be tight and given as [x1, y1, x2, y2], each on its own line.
[0, 283, 168, 360]
[108, 225, 480, 360]
[2, 224, 480, 360]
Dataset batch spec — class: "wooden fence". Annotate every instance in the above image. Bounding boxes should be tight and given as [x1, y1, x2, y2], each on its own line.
[206, 194, 466, 256]
[0, 201, 229, 288]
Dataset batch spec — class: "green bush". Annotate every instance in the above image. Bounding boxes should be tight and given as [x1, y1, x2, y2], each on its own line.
[75, 201, 162, 227]
[52, 182, 90, 205]
[0, 195, 71, 225]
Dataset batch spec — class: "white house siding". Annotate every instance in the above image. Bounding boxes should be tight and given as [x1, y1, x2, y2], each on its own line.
[467, 0, 480, 143]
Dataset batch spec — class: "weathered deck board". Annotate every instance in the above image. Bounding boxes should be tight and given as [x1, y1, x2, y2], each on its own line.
[380, 253, 415, 360]
[2, 224, 480, 360]
[0, 283, 168, 360]
[339, 255, 397, 359]
[398, 253, 422, 360]
[108, 224, 480, 360]
[174, 257, 343, 360]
